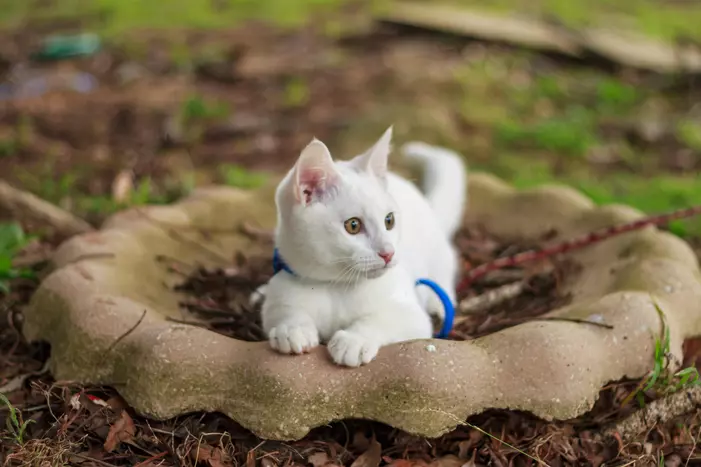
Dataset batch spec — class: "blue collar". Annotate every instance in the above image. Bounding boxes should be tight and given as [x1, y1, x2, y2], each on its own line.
[272, 248, 454, 339]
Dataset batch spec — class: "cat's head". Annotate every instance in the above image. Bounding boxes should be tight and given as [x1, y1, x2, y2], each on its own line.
[275, 127, 400, 282]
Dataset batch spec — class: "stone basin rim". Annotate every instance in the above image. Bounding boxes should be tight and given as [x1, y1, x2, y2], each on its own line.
[22, 172, 701, 441]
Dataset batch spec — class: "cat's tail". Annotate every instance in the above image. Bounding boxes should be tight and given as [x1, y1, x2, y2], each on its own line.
[401, 141, 467, 238]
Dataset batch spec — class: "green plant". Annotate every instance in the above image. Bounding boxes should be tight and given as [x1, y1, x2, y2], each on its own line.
[15, 164, 79, 205]
[219, 165, 267, 189]
[595, 77, 640, 111]
[495, 113, 597, 157]
[0, 392, 34, 444]
[77, 177, 169, 219]
[181, 94, 230, 122]
[622, 301, 701, 407]
[675, 119, 701, 152]
[130, 178, 165, 206]
[283, 76, 310, 108]
[0, 138, 18, 158]
[0, 223, 35, 294]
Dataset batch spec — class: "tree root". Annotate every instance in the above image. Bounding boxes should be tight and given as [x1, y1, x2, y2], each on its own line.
[602, 386, 701, 442]
[0, 180, 93, 239]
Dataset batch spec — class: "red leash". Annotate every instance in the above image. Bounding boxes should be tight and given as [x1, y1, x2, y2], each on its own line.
[456, 205, 701, 294]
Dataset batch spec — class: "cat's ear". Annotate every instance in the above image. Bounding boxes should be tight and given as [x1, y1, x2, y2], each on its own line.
[356, 125, 392, 179]
[292, 138, 339, 205]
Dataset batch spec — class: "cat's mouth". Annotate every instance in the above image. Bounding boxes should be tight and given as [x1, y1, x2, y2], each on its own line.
[365, 262, 395, 279]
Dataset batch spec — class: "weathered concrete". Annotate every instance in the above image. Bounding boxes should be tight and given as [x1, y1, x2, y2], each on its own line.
[23, 173, 701, 440]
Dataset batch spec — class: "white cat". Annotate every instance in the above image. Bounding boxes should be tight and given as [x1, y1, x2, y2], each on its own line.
[258, 127, 467, 367]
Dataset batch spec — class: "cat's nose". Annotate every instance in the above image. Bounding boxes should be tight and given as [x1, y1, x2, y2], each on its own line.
[378, 251, 394, 265]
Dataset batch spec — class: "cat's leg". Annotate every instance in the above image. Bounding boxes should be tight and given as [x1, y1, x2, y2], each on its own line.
[327, 299, 432, 367]
[267, 314, 320, 354]
[261, 276, 323, 355]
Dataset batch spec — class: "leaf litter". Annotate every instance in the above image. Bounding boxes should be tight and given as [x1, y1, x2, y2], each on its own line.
[2, 228, 701, 466]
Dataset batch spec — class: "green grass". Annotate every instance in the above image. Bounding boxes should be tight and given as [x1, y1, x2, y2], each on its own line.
[0, 223, 35, 294]
[181, 94, 230, 123]
[219, 165, 267, 189]
[444, 48, 701, 234]
[481, 154, 701, 234]
[1, 0, 351, 33]
[0, 392, 34, 445]
[621, 301, 701, 408]
[494, 113, 598, 158]
[431, 0, 701, 41]
[283, 77, 311, 108]
[0, 139, 18, 158]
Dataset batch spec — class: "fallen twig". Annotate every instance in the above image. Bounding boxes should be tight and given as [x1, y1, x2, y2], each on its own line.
[457, 204, 701, 293]
[107, 310, 147, 352]
[532, 317, 613, 329]
[459, 282, 525, 314]
[600, 386, 701, 442]
[0, 180, 93, 239]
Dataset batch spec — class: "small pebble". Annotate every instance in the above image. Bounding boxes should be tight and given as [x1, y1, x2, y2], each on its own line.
[425, 344, 437, 353]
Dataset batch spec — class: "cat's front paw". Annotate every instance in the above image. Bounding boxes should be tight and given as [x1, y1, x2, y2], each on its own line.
[268, 322, 319, 355]
[327, 330, 379, 367]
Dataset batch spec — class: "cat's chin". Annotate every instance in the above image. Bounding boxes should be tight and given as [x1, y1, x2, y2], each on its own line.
[365, 264, 394, 279]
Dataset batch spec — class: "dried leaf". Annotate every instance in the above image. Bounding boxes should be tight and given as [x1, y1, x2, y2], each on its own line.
[112, 169, 134, 203]
[428, 455, 463, 467]
[385, 460, 424, 467]
[246, 449, 255, 467]
[105, 394, 130, 411]
[350, 439, 381, 467]
[352, 431, 370, 451]
[190, 444, 231, 467]
[307, 452, 331, 467]
[104, 410, 136, 452]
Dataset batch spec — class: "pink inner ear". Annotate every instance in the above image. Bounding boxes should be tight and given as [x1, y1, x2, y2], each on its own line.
[296, 167, 328, 204]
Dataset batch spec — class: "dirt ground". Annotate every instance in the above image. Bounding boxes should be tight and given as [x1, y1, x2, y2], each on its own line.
[3, 5, 701, 466]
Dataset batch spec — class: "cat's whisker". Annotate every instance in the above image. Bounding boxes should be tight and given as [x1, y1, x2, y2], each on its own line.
[332, 263, 355, 287]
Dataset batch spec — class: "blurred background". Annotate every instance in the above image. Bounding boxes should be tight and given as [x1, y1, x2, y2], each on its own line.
[1, 0, 701, 231]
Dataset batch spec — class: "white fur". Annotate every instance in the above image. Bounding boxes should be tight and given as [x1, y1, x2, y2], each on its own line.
[258, 127, 467, 367]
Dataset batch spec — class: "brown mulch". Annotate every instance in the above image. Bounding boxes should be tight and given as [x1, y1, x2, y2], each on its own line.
[1, 230, 701, 466]
[173, 225, 578, 344]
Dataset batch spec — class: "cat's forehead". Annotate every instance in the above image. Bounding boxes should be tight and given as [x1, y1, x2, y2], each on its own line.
[339, 168, 387, 196]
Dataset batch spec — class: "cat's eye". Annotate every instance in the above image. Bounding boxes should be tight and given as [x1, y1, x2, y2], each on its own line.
[384, 212, 395, 230]
[344, 217, 362, 235]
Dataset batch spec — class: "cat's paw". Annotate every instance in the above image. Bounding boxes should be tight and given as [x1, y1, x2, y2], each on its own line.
[268, 322, 319, 355]
[327, 330, 379, 367]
